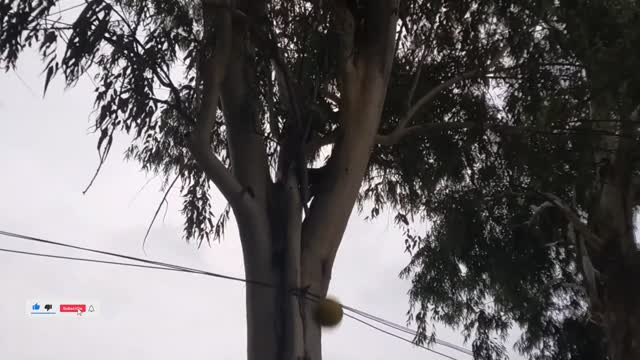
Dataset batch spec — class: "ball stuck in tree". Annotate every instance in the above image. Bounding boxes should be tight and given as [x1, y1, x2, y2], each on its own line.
[313, 296, 343, 327]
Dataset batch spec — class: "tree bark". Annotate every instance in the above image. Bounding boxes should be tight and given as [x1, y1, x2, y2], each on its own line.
[589, 166, 640, 360]
[584, 89, 640, 360]
[197, 2, 399, 360]
[217, 5, 327, 359]
[233, 202, 327, 360]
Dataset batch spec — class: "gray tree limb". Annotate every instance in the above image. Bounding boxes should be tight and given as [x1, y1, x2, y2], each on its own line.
[186, 5, 247, 210]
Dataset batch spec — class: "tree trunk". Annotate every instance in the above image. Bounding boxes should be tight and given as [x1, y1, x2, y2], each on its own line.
[588, 171, 640, 360]
[199, 2, 399, 360]
[589, 179, 640, 360]
[599, 254, 640, 360]
[585, 91, 640, 360]
[242, 240, 327, 360]
[221, 20, 331, 356]
[235, 184, 328, 360]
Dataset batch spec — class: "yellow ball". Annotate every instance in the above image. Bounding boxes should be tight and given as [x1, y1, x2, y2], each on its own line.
[313, 296, 343, 327]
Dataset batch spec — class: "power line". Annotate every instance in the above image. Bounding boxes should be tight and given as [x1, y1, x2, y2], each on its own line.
[342, 305, 473, 356]
[0, 247, 190, 273]
[0, 229, 469, 358]
[0, 229, 273, 289]
[47, 2, 85, 17]
[435, 339, 473, 356]
[0, 246, 464, 360]
[344, 306, 473, 355]
[344, 313, 460, 360]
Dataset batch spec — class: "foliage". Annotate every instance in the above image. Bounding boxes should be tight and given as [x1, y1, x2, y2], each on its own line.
[393, 1, 640, 359]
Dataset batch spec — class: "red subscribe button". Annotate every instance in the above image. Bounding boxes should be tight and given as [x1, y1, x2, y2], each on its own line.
[60, 304, 86, 312]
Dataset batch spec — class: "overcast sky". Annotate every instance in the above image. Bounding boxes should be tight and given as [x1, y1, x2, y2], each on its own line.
[0, 47, 526, 360]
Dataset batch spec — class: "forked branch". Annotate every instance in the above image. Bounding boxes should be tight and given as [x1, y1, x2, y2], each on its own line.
[186, 4, 245, 208]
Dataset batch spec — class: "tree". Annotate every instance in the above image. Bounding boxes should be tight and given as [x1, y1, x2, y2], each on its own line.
[10, 0, 636, 358]
[399, 1, 640, 359]
[0, 0, 516, 359]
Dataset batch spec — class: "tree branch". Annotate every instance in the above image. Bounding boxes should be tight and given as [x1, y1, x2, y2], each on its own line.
[375, 118, 638, 146]
[105, 3, 188, 118]
[538, 192, 605, 252]
[265, 72, 282, 141]
[375, 70, 482, 145]
[186, 4, 245, 208]
[228, 7, 310, 191]
[406, 50, 427, 111]
[300, 0, 401, 296]
[377, 44, 508, 145]
[142, 172, 181, 254]
[376, 121, 476, 145]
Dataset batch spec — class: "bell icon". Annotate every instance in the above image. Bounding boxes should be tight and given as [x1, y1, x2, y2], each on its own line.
[88, 305, 95, 312]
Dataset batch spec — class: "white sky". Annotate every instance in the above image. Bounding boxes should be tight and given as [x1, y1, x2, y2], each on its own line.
[0, 49, 526, 360]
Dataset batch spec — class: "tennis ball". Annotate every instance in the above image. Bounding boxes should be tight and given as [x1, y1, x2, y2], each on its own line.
[314, 296, 343, 327]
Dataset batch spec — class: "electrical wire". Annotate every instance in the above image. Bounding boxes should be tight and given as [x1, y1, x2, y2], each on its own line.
[0, 229, 469, 358]
[342, 305, 473, 356]
[0, 247, 191, 273]
[0, 246, 464, 360]
[0, 230, 274, 289]
[344, 312, 460, 360]
[0, 229, 470, 358]
[47, 3, 85, 17]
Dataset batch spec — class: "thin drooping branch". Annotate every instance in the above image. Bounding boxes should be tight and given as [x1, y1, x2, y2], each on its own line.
[376, 121, 476, 145]
[406, 50, 427, 111]
[82, 129, 112, 194]
[538, 192, 605, 252]
[219, 5, 302, 135]
[378, 45, 508, 145]
[105, 3, 190, 119]
[376, 70, 484, 144]
[221, 7, 310, 196]
[142, 171, 181, 254]
[252, 21, 308, 166]
[268, 38, 302, 132]
[265, 72, 282, 141]
[374, 116, 636, 145]
[186, 5, 245, 208]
